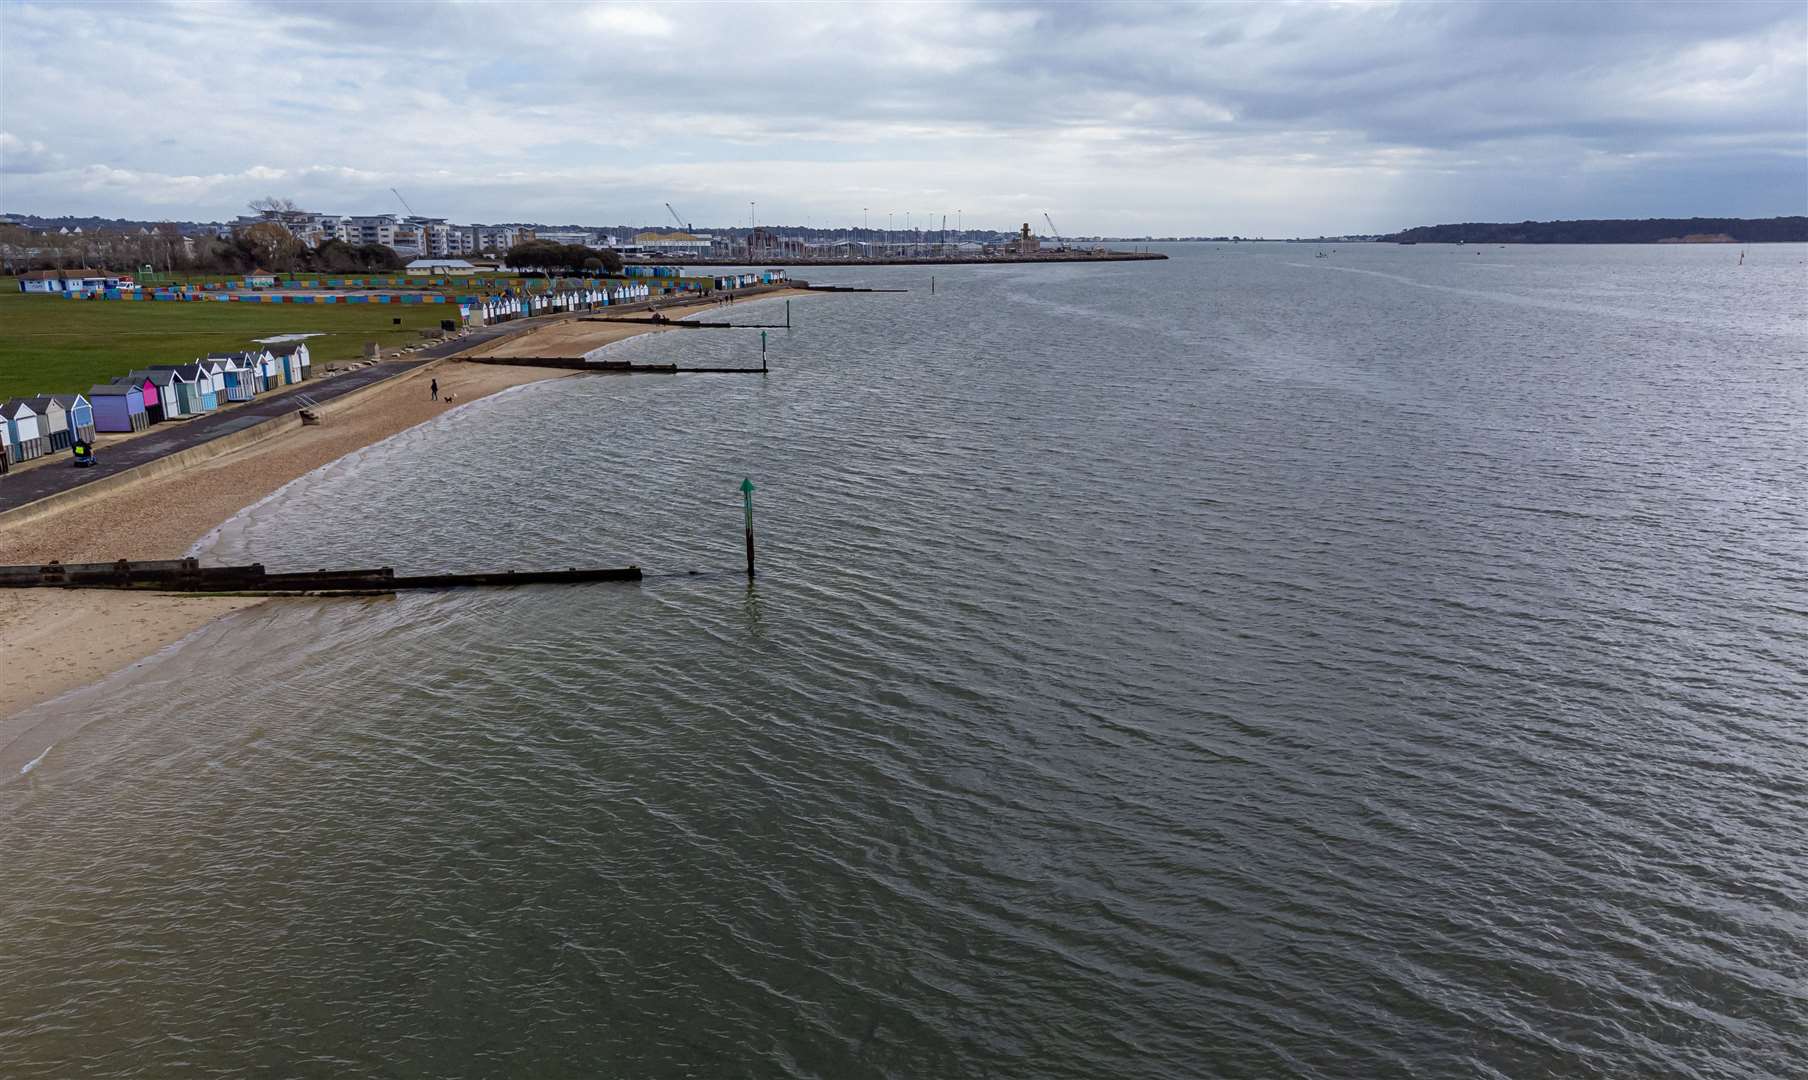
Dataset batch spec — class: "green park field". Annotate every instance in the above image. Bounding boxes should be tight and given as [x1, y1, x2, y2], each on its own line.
[0, 279, 455, 397]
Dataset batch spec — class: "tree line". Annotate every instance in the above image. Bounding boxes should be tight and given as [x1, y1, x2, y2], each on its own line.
[1385, 217, 1808, 244]
[502, 239, 624, 275]
[0, 223, 406, 275]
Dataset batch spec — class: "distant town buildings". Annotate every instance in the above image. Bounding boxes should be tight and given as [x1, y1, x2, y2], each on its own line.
[631, 230, 712, 256]
[233, 209, 538, 257]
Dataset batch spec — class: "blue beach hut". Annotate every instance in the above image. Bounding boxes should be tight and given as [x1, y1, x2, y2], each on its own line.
[206, 353, 256, 401]
[87, 384, 148, 432]
[50, 394, 97, 444]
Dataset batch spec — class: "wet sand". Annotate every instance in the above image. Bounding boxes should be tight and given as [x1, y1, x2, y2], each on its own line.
[0, 590, 262, 764]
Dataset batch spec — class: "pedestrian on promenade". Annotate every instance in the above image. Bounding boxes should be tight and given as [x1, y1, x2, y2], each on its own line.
[430, 378, 439, 401]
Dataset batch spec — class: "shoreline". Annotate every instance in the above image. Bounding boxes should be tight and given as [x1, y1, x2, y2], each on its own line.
[0, 288, 809, 729]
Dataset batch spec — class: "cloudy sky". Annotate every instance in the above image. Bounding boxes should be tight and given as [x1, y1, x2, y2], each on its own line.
[1, 0, 1803, 235]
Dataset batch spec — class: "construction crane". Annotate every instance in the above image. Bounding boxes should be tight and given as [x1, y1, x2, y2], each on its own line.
[1043, 212, 1064, 249]
[391, 188, 418, 218]
[665, 203, 691, 232]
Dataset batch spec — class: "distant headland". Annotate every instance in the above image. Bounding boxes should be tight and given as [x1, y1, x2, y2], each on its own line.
[1384, 217, 1807, 244]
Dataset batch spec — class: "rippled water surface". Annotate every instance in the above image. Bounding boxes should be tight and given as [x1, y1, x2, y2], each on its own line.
[4, 244, 1806, 1078]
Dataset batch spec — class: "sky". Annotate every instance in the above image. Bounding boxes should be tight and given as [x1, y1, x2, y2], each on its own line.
[1, 0, 1804, 236]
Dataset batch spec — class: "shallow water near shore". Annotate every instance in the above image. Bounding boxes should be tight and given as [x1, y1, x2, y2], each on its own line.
[3, 244, 1805, 1078]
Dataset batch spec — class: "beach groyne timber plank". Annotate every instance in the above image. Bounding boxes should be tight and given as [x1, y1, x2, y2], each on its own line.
[637, 252, 1165, 267]
[463, 357, 764, 374]
[0, 559, 641, 592]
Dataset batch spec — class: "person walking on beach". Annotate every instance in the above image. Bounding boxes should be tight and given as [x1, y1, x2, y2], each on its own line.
[430, 378, 439, 401]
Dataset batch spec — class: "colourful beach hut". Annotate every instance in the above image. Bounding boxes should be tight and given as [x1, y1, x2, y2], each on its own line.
[20, 396, 70, 451]
[269, 342, 309, 383]
[208, 353, 257, 401]
[259, 349, 282, 390]
[192, 358, 228, 402]
[148, 364, 211, 413]
[87, 384, 149, 432]
[50, 394, 96, 444]
[1, 399, 49, 461]
[122, 369, 185, 420]
[195, 363, 220, 410]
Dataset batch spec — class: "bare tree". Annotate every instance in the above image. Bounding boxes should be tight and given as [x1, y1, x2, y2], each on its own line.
[247, 195, 301, 217]
[155, 222, 186, 271]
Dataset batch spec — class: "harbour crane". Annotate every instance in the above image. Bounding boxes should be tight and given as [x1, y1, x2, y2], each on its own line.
[665, 202, 692, 232]
[1044, 212, 1064, 249]
[391, 188, 419, 218]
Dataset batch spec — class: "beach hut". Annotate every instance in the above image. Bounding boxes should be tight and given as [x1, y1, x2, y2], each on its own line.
[115, 371, 167, 422]
[269, 342, 309, 383]
[147, 364, 212, 413]
[209, 353, 257, 401]
[20, 396, 70, 451]
[1, 400, 49, 461]
[176, 363, 218, 411]
[87, 384, 149, 432]
[50, 394, 96, 444]
[193, 358, 228, 402]
[125, 369, 186, 420]
[174, 363, 216, 410]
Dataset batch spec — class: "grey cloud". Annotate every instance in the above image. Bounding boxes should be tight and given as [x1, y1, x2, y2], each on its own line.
[0, 0, 1801, 234]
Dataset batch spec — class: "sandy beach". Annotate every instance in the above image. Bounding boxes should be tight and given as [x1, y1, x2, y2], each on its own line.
[0, 590, 262, 770]
[0, 288, 809, 725]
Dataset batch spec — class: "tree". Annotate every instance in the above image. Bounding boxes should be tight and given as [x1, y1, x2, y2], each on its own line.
[247, 195, 301, 217]
[302, 239, 403, 273]
[504, 240, 622, 275]
[155, 223, 189, 271]
[236, 221, 302, 271]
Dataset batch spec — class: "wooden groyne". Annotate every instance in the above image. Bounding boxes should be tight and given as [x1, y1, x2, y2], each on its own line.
[579, 317, 792, 329]
[640, 252, 1166, 267]
[802, 285, 908, 293]
[464, 357, 763, 375]
[0, 559, 641, 594]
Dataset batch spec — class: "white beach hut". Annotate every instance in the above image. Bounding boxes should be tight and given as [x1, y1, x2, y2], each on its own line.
[20, 396, 70, 451]
[1, 399, 49, 461]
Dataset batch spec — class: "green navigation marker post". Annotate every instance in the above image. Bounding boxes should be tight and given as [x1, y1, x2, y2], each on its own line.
[760, 330, 768, 373]
[741, 477, 756, 579]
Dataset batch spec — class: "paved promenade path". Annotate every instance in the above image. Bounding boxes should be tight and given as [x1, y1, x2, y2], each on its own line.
[0, 321, 524, 517]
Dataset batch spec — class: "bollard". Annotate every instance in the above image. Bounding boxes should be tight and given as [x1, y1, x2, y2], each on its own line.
[741, 477, 756, 579]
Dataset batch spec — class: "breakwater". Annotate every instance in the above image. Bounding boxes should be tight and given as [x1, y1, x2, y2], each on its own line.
[0, 558, 641, 593]
[638, 250, 1167, 266]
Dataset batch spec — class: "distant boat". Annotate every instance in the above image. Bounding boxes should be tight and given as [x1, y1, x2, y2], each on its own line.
[1316, 251, 1328, 258]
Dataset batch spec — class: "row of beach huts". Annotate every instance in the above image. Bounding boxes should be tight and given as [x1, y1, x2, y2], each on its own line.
[1, 343, 312, 470]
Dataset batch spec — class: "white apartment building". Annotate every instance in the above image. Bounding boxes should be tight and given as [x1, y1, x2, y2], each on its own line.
[233, 209, 547, 256]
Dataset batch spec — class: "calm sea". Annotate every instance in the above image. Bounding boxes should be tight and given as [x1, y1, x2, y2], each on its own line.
[3, 243, 1804, 1078]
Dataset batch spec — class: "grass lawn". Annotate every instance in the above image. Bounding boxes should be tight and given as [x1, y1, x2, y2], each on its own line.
[0, 278, 458, 397]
